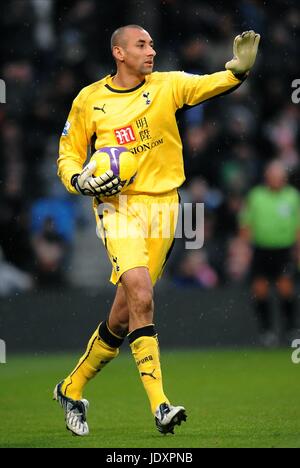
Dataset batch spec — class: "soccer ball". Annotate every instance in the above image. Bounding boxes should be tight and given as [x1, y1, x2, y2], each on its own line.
[90, 146, 138, 191]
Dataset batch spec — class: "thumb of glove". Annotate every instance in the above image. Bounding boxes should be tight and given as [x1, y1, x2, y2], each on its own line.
[79, 160, 97, 183]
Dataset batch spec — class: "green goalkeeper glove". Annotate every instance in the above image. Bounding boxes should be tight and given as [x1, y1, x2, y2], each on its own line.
[225, 30, 260, 75]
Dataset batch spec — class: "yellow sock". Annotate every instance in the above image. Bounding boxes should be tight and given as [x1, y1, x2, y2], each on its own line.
[61, 321, 123, 400]
[129, 325, 169, 415]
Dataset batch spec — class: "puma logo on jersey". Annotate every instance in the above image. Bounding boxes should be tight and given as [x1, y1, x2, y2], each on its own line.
[141, 369, 156, 380]
[94, 104, 106, 113]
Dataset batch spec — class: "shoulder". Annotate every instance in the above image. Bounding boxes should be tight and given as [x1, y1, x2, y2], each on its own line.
[248, 185, 265, 198]
[149, 71, 187, 83]
[285, 185, 300, 199]
[246, 185, 267, 206]
[73, 76, 108, 106]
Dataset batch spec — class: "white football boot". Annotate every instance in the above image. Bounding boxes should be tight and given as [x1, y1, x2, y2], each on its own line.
[53, 381, 89, 436]
[155, 402, 187, 434]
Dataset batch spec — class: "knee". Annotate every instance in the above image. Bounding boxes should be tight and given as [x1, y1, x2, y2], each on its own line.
[252, 278, 269, 299]
[276, 277, 294, 297]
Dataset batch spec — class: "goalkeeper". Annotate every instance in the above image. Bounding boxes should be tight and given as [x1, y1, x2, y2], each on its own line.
[55, 26, 260, 436]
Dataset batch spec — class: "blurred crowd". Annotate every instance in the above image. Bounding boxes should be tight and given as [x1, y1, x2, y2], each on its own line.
[0, 0, 299, 295]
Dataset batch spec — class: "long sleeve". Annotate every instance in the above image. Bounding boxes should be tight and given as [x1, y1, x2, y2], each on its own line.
[57, 91, 90, 194]
[171, 70, 244, 110]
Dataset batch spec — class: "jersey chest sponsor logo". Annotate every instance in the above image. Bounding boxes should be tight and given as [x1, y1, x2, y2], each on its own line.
[114, 125, 136, 145]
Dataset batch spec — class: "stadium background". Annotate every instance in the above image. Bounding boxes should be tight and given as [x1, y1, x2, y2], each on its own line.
[1, 0, 300, 450]
[0, 0, 299, 348]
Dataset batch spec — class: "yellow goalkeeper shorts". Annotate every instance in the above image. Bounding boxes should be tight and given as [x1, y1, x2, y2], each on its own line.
[93, 189, 179, 285]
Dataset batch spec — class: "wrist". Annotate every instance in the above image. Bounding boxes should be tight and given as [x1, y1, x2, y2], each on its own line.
[71, 173, 80, 193]
[232, 70, 249, 81]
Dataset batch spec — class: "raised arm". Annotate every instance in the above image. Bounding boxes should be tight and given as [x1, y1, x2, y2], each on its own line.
[172, 30, 260, 109]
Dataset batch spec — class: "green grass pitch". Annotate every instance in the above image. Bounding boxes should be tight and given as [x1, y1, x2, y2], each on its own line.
[0, 349, 299, 448]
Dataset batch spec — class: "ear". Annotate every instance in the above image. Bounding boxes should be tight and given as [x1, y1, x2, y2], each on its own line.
[112, 46, 125, 62]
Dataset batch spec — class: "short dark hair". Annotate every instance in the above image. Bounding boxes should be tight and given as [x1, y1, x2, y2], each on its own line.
[110, 24, 145, 51]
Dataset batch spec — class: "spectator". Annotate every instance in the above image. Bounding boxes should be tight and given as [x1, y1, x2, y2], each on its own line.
[225, 235, 252, 282]
[1, 0, 299, 296]
[173, 250, 219, 288]
[31, 216, 68, 287]
[239, 160, 300, 346]
[0, 247, 33, 297]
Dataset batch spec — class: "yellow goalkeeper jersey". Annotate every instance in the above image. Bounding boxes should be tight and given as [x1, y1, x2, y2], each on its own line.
[58, 70, 243, 195]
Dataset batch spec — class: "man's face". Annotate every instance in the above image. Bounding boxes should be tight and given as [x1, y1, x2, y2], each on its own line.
[116, 29, 156, 76]
[265, 163, 287, 190]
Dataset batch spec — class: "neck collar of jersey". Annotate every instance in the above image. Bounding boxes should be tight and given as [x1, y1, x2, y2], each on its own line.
[105, 74, 146, 93]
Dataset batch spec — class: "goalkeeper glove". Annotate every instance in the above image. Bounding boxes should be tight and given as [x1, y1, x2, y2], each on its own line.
[71, 160, 122, 197]
[225, 30, 260, 76]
